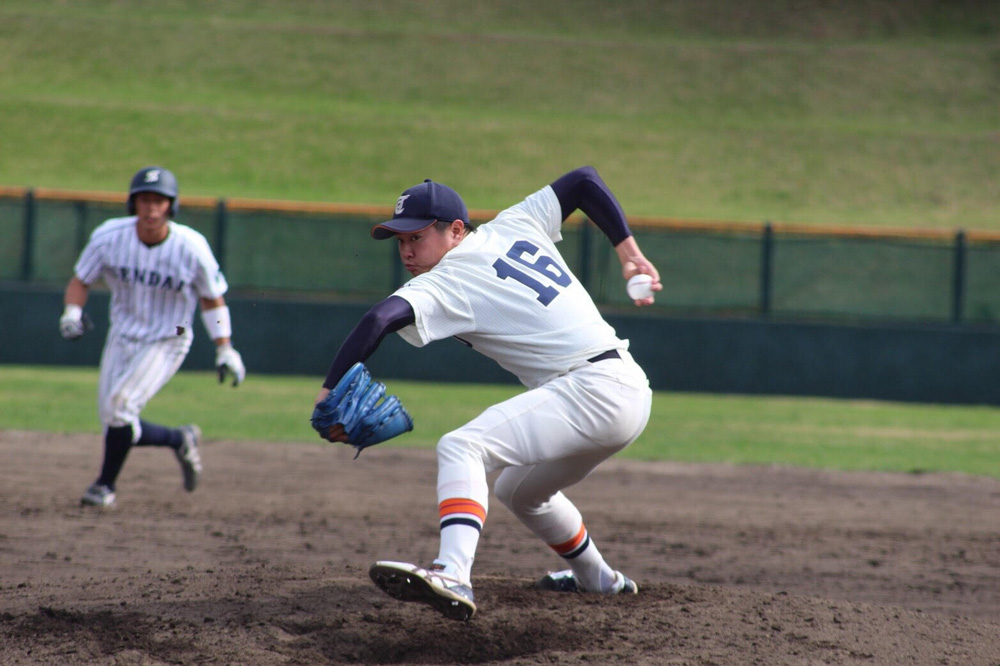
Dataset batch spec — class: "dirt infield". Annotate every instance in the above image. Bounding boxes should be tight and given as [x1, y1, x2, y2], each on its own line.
[2, 429, 998, 665]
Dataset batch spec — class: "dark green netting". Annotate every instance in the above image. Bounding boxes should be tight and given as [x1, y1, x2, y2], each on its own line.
[771, 235, 954, 320]
[3, 192, 996, 325]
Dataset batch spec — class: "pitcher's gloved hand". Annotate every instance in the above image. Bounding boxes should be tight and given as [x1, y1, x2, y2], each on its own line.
[311, 362, 414, 458]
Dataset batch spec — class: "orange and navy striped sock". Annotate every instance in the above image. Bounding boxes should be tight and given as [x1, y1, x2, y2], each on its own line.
[550, 524, 591, 559]
[439, 498, 487, 532]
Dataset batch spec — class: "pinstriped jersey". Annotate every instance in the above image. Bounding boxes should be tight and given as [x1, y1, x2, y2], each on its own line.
[393, 185, 626, 389]
[74, 217, 228, 342]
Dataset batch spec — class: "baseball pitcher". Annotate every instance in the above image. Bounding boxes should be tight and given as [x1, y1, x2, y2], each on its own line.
[311, 166, 661, 621]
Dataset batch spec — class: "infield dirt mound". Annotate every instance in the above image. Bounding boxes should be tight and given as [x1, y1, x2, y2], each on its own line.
[1, 430, 998, 665]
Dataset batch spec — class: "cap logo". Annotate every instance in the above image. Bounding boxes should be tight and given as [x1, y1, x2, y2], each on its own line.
[394, 194, 410, 215]
[144, 169, 161, 183]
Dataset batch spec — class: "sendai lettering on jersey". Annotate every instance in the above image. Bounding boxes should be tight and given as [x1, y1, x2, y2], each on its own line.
[117, 266, 186, 292]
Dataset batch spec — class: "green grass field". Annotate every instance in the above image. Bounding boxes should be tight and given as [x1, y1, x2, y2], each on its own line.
[1, 1, 997, 229]
[3, 365, 998, 479]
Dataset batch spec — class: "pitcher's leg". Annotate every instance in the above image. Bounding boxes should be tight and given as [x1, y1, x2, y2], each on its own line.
[432, 430, 491, 584]
[431, 373, 637, 586]
[495, 455, 622, 592]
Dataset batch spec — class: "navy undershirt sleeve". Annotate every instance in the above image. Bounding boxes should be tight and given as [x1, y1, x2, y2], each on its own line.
[549, 166, 632, 246]
[322, 295, 416, 389]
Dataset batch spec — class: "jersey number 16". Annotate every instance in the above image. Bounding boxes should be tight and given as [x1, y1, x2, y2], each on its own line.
[492, 240, 571, 306]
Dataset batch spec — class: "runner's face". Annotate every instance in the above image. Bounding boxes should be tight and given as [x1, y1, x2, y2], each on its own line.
[134, 192, 172, 239]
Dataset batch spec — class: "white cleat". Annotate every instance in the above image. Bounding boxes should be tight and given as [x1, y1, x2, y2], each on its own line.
[535, 569, 639, 594]
[369, 561, 477, 621]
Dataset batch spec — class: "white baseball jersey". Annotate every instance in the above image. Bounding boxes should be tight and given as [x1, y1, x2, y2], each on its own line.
[393, 185, 627, 389]
[74, 217, 228, 342]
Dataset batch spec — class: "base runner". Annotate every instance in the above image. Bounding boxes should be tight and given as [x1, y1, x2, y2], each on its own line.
[60, 166, 246, 509]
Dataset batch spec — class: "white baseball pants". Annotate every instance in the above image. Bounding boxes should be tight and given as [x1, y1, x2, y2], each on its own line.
[436, 350, 652, 545]
[98, 333, 192, 442]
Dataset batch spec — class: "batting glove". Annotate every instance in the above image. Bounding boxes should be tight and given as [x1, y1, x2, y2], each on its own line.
[59, 305, 87, 340]
[216, 343, 246, 387]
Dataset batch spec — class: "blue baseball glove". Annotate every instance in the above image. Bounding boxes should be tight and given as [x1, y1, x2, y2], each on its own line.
[311, 362, 414, 458]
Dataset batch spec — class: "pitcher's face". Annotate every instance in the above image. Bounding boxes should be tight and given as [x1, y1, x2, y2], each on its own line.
[395, 220, 466, 276]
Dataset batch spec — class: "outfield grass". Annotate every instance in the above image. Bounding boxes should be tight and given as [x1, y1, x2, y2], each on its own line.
[1, 1, 997, 229]
[3, 365, 998, 479]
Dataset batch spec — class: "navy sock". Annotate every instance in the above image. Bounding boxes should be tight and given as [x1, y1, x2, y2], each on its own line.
[135, 420, 183, 449]
[97, 425, 133, 490]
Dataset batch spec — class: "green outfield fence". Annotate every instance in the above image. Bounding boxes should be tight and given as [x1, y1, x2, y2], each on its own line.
[3, 186, 1000, 325]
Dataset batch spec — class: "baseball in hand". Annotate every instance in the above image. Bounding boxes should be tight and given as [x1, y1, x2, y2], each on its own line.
[626, 274, 654, 300]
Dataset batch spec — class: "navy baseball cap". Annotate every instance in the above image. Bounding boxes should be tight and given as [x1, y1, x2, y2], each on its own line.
[371, 179, 469, 240]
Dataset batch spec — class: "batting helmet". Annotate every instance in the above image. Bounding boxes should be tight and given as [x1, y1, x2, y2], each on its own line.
[127, 166, 179, 217]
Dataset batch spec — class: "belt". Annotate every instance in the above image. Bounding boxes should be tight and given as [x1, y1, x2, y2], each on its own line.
[587, 349, 621, 364]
